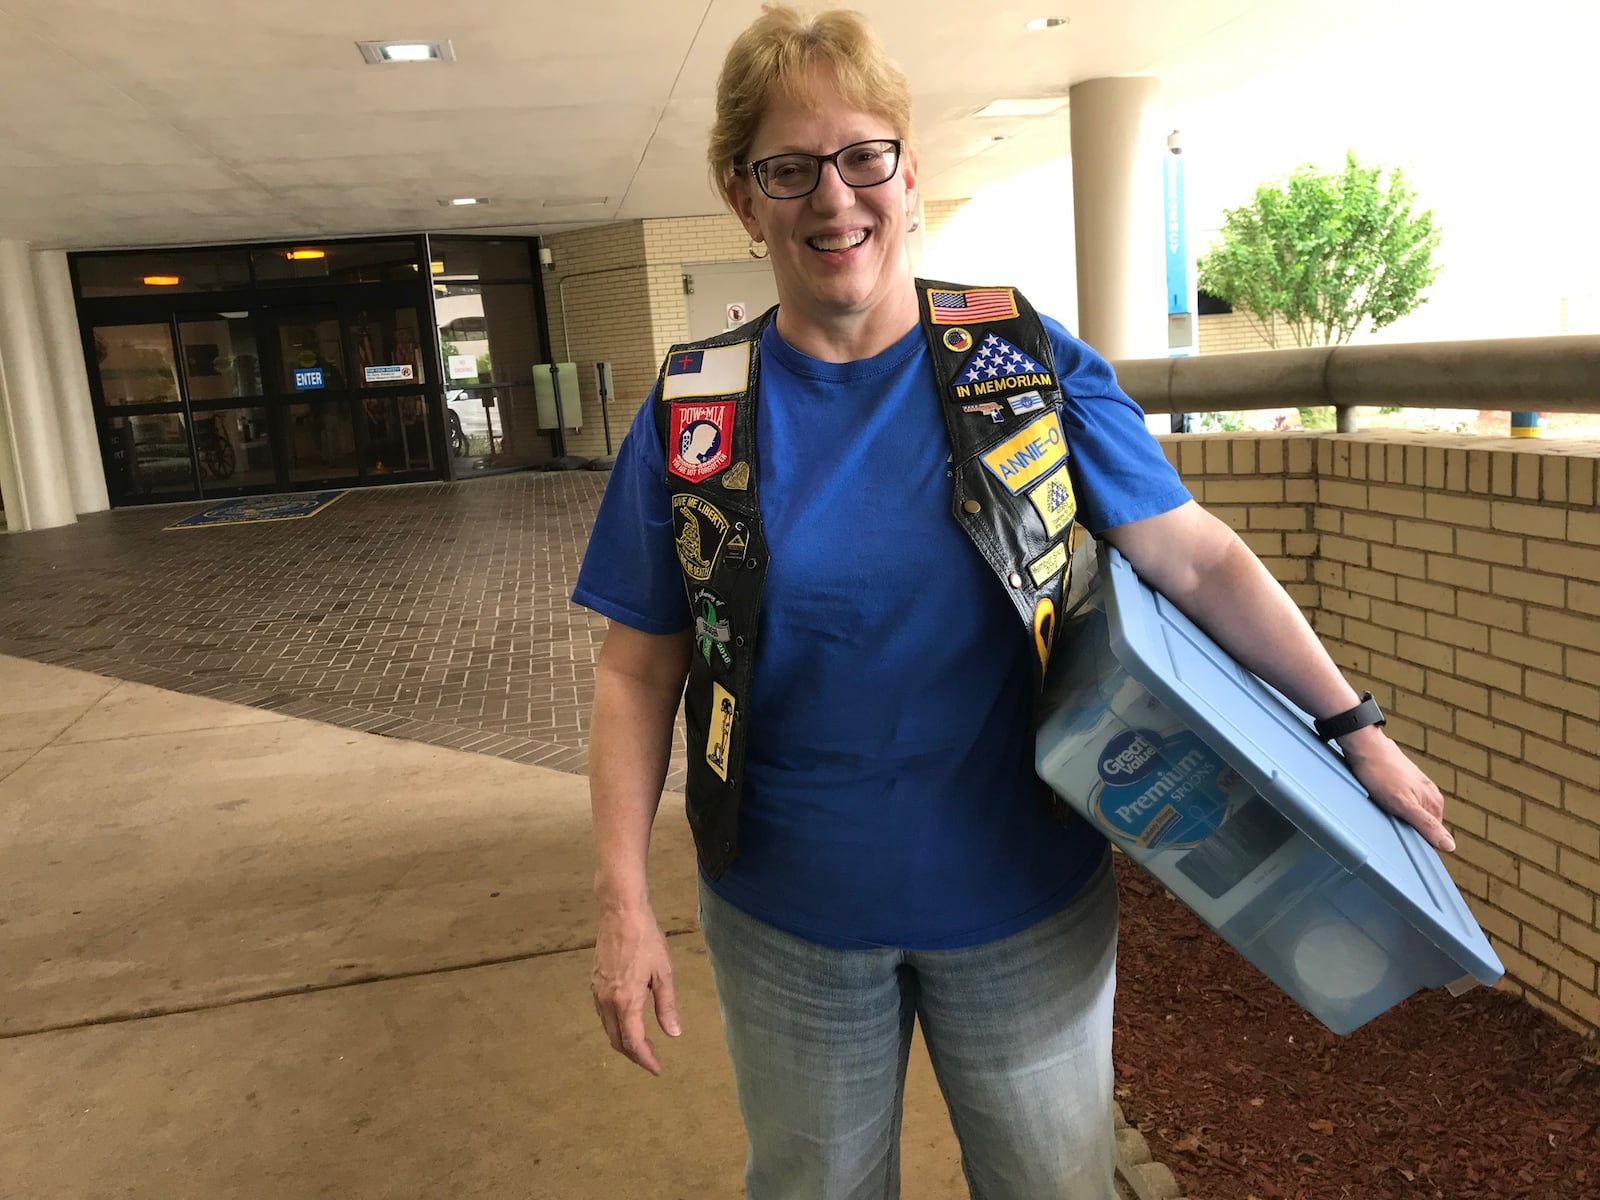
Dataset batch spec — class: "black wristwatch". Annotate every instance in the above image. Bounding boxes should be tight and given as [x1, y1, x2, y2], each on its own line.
[1313, 692, 1386, 742]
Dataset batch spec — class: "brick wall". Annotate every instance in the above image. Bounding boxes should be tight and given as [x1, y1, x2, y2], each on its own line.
[1198, 310, 1275, 354]
[1165, 430, 1600, 1035]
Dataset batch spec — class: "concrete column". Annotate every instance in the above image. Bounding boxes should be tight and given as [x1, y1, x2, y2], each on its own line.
[0, 239, 77, 531]
[34, 249, 109, 515]
[1068, 77, 1168, 361]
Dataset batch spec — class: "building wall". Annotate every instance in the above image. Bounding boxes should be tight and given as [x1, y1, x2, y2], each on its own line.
[538, 222, 655, 460]
[1163, 430, 1600, 1035]
[1197, 310, 1274, 354]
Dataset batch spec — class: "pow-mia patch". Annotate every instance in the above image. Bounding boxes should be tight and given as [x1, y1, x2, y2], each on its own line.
[961, 401, 1006, 423]
[707, 682, 736, 780]
[943, 327, 974, 353]
[692, 587, 733, 670]
[1008, 389, 1046, 416]
[1026, 464, 1077, 538]
[722, 461, 750, 490]
[669, 401, 735, 482]
[980, 410, 1067, 495]
[672, 494, 730, 582]
[1029, 541, 1069, 587]
[1033, 595, 1057, 673]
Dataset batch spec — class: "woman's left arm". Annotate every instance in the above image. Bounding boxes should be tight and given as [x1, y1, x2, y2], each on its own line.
[1102, 500, 1455, 853]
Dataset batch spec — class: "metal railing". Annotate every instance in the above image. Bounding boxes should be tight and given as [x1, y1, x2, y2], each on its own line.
[1113, 335, 1600, 432]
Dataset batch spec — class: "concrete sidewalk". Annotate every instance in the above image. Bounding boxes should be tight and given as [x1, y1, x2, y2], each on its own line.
[0, 654, 990, 1198]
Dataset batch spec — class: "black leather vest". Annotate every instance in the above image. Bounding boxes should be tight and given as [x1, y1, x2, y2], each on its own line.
[652, 280, 1078, 878]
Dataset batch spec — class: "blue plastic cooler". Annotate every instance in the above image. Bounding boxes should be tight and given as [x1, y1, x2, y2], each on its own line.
[1035, 546, 1503, 1034]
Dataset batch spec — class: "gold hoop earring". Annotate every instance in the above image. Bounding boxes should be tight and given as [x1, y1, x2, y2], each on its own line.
[748, 237, 769, 260]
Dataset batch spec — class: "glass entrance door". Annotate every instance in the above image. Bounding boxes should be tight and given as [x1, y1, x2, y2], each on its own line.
[260, 296, 440, 487]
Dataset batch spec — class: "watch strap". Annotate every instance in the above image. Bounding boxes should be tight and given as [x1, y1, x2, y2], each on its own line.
[1313, 691, 1386, 742]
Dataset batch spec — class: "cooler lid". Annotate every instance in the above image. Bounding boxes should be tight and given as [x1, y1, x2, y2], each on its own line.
[1099, 545, 1503, 986]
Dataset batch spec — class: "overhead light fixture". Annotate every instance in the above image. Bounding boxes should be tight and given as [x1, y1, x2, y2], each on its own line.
[143, 275, 180, 286]
[439, 196, 487, 206]
[1025, 16, 1070, 30]
[972, 97, 1069, 118]
[541, 196, 608, 209]
[356, 40, 455, 64]
[286, 248, 326, 260]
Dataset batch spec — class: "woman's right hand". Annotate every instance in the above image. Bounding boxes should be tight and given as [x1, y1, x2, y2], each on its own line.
[591, 903, 682, 1075]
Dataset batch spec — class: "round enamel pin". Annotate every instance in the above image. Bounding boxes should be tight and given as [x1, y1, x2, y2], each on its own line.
[943, 327, 973, 352]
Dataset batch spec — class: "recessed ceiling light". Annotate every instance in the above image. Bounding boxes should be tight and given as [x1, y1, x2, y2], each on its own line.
[1025, 16, 1070, 31]
[972, 97, 1069, 118]
[541, 196, 609, 208]
[285, 248, 325, 260]
[142, 275, 180, 286]
[439, 196, 487, 207]
[356, 40, 455, 65]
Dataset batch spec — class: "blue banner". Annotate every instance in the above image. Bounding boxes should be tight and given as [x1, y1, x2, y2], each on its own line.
[1163, 154, 1187, 317]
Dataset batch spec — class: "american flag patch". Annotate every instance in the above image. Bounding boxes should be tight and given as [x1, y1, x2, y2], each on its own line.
[927, 287, 1018, 325]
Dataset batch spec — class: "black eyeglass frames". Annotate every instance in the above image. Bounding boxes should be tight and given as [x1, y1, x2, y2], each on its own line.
[739, 139, 903, 200]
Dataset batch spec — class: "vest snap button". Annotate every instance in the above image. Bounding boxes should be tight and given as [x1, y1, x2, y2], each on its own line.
[962, 499, 981, 514]
[1008, 572, 1023, 588]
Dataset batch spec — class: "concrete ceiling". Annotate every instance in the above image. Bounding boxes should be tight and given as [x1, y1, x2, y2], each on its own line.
[0, 0, 1369, 250]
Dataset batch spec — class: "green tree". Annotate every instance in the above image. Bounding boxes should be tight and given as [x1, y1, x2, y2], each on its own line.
[1198, 152, 1441, 349]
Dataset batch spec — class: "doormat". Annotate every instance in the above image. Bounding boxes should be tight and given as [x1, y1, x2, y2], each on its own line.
[166, 490, 346, 530]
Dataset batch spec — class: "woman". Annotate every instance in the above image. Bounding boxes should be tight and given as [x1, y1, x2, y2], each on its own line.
[575, 8, 1453, 1198]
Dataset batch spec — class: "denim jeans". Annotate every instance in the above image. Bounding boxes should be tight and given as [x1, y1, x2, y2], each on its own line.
[698, 854, 1119, 1200]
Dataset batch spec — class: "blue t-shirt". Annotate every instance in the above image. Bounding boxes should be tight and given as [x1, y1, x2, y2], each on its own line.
[573, 315, 1190, 949]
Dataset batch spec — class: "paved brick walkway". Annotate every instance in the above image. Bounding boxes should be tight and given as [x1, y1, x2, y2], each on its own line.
[0, 473, 691, 785]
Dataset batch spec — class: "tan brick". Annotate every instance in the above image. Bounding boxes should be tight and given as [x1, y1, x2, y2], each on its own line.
[1456, 592, 1524, 633]
[1393, 520, 1453, 554]
[1396, 577, 1457, 614]
[1313, 559, 1345, 588]
[1524, 673, 1600, 724]
[1568, 582, 1600, 620]
[1258, 438, 1284, 474]
[1287, 438, 1313, 475]
[1426, 493, 1492, 528]
[1445, 448, 1468, 492]
[1491, 450, 1516, 497]
[1522, 733, 1600, 790]
[1449, 796, 1489, 838]
[1571, 459, 1596, 507]
[1528, 607, 1600, 652]
[1284, 533, 1318, 558]
[1320, 534, 1369, 567]
[1523, 927, 1598, 989]
[1457, 774, 1525, 821]
[1231, 438, 1258, 475]
[1370, 545, 1427, 581]
[1490, 749, 1564, 804]
[1426, 611, 1489, 653]
[1490, 565, 1566, 607]
[1247, 507, 1308, 531]
[1526, 800, 1600, 857]
[1424, 554, 1491, 593]
[1344, 621, 1396, 658]
[1456, 711, 1523, 759]
[1425, 447, 1447, 490]
[1491, 501, 1566, 540]
[1487, 629, 1564, 675]
[1450, 651, 1521, 695]
[1529, 539, 1600, 583]
[1405, 445, 1426, 487]
[1459, 832, 1519, 882]
[1344, 513, 1397, 546]
[1542, 456, 1569, 503]
[1370, 599, 1426, 638]
[1569, 717, 1600, 758]
[1392, 688, 1455, 733]
[1387, 444, 1406, 483]
[1285, 479, 1316, 504]
[1368, 485, 1426, 519]
[1515, 454, 1543, 502]
[1559, 912, 1600, 966]
[1344, 566, 1397, 603]
[1560, 846, 1600, 894]
[1556, 977, 1600, 1030]
[1394, 633, 1454, 674]
[1238, 530, 1284, 557]
[1325, 638, 1369, 675]
[1571, 647, 1600, 687]
[1425, 670, 1491, 717]
[1177, 440, 1203, 476]
[1467, 449, 1491, 494]
[1470, 899, 1519, 945]
[1313, 507, 1342, 535]
[1455, 529, 1525, 567]
[1426, 729, 1490, 777]
[1319, 479, 1368, 509]
[1321, 588, 1370, 622]
[1571, 508, 1600, 548]
[1202, 438, 1229, 474]
[1487, 814, 1560, 870]
[1208, 479, 1285, 505]
[1521, 863, 1596, 920]
[1486, 877, 1560, 937]
[1498, 942, 1559, 994]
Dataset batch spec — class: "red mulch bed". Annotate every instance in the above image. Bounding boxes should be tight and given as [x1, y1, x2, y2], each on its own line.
[1112, 858, 1600, 1200]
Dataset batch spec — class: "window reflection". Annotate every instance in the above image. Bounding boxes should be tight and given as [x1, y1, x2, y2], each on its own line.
[93, 324, 181, 406]
[360, 393, 433, 474]
[194, 407, 276, 493]
[285, 401, 358, 482]
[105, 413, 193, 497]
[179, 314, 262, 401]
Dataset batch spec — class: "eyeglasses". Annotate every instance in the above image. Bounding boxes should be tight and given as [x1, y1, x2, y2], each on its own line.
[739, 139, 903, 200]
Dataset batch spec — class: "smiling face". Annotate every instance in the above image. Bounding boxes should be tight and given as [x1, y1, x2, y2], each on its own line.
[725, 68, 920, 361]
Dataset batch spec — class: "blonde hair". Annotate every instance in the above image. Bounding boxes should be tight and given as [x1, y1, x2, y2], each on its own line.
[708, 6, 913, 199]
